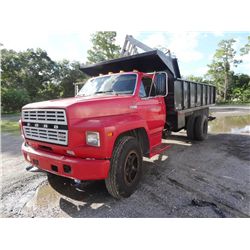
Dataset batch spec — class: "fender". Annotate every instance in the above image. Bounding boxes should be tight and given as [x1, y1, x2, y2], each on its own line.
[70, 113, 149, 159]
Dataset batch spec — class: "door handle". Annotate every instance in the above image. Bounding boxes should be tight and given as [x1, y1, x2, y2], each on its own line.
[129, 105, 137, 109]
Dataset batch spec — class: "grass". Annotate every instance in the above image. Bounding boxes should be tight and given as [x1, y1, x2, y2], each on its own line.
[1, 112, 21, 116]
[1, 120, 20, 135]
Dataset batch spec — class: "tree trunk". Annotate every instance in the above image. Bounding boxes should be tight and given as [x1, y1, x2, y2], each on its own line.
[224, 71, 229, 101]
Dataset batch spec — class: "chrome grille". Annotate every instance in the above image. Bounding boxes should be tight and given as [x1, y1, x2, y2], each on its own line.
[22, 109, 67, 125]
[22, 109, 68, 146]
[23, 127, 68, 145]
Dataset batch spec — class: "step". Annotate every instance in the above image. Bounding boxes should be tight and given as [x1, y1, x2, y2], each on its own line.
[150, 143, 171, 157]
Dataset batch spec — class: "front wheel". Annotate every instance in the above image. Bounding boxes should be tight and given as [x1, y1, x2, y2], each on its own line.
[105, 136, 142, 199]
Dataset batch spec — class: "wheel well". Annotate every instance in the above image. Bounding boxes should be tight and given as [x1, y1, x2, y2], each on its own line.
[114, 128, 150, 157]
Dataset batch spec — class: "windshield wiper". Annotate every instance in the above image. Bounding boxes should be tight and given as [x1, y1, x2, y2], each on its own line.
[95, 90, 117, 95]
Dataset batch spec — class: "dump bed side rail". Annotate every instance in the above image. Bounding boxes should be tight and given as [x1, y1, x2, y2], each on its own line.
[173, 78, 216, 111]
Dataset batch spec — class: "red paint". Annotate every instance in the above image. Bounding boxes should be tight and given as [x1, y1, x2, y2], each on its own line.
[21, 72, 168, 180]
[22, 143, 110, 180]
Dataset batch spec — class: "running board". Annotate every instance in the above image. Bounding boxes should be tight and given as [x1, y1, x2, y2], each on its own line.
[150, 143, 171, 158]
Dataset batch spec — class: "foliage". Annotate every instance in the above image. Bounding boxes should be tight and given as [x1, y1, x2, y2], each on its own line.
[57, 60, 87, 97]
[87, 32, 121, 63]
[207, 39, 242, 101]
[185, 75, 206, 83]
[228, 74, 250, 102]
[1, 49, 87, 113]
[1, 48, 59, 101]
[240, 36, 250, 55]
[1, 87, 30, 113]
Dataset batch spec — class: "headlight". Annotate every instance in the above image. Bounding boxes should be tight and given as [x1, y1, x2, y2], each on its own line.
[86, 131, 100, 147]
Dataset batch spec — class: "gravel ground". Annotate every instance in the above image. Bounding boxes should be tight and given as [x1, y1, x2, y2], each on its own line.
[1, 111, 250, 218]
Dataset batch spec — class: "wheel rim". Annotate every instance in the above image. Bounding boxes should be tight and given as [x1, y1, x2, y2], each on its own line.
[124, 151, 139, 186]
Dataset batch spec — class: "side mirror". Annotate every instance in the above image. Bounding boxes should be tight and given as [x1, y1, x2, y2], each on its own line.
[155, 72, 168, 96]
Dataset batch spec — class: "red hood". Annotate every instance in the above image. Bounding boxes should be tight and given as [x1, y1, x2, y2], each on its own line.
[22, 95, 115, 109]
[22, 95, 136, 124]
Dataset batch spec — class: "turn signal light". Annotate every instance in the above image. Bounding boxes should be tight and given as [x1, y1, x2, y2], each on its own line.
[107, 132, 113, 137]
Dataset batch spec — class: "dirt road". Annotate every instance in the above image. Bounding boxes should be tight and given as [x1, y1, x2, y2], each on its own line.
[1, 109, 250, 217]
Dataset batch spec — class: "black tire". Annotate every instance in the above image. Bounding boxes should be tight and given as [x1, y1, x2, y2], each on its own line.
[105, 136, 142, 199]
[194, 115, 208, 141]
[186, 115, 196, 140]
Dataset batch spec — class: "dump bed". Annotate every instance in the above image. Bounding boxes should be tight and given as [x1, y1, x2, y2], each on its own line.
[165, 78, 216, 131]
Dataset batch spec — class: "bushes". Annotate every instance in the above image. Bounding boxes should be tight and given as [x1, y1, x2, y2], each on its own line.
[231, 87, 250, 103]
[1, 88, 31, 113]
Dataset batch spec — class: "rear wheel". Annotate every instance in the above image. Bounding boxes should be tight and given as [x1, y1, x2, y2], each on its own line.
[105, 136, 142, 199]
[186, 115, 196, 140]
[194, 115, 208, 141]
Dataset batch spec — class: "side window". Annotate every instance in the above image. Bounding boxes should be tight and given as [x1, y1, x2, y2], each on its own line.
[140, 77, 156, 98]
[155, 72, 168, 96]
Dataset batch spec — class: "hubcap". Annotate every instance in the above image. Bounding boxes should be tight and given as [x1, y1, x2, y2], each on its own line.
[124, 151, 139, 186]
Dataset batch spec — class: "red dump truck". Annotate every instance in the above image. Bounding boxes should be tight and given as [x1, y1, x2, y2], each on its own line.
[20, 35, 216, 198]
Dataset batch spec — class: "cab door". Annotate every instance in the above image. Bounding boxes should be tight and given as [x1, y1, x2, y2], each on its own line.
[136, 73, 167, 147]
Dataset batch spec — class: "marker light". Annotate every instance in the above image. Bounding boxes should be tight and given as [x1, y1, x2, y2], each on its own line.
[107, 132, 113, 137]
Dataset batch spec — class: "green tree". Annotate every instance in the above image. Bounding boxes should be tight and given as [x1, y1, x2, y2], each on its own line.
[1, 49, 24, 88]
[58, 60, 87, 97]
[240, 36, 250, 55]
[207, 39, 241, 101]
[87, 32, 121, 64]
[1, 88, 30, 113]
[1, 48, 87, 112]
[1, 48, 59, 101]
[186, 75, 206, 83]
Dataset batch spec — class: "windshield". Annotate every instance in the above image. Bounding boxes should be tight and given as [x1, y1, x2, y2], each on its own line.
[77, 74, 137, 96]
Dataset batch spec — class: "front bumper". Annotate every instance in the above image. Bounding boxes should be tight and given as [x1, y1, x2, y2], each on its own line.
[22, 143, 110, 180]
